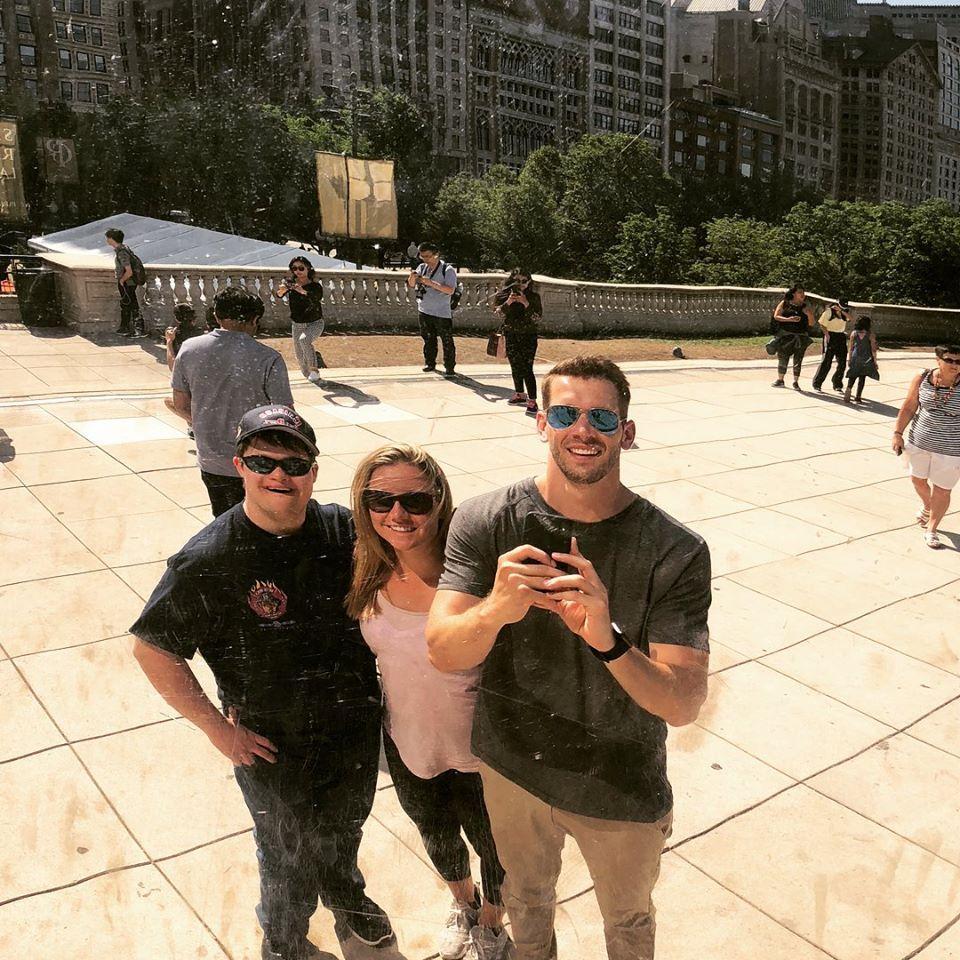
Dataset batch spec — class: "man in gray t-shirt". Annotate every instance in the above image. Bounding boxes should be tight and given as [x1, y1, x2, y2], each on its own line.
[427, 356, 711, 960]
[169, 286, 293, 517]
[105, 227, 144, 338]
[406, 241, 457, 376]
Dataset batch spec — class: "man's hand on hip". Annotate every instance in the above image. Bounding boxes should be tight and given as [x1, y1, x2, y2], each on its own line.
[207, 707, 278, 766]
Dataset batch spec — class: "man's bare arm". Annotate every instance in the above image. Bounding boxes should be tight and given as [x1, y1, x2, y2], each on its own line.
[605, 644, 708, 727]
[132, 638, 276, 764]
[170, 388, 192, 423]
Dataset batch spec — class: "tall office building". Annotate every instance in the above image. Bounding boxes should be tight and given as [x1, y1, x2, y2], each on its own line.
[0, 0, 130, 108]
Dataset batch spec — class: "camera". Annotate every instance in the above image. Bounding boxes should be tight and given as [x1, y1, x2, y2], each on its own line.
[415, 283, 426, 301]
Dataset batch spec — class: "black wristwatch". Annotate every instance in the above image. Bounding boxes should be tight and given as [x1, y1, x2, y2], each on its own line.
[589, 622, 631, 663]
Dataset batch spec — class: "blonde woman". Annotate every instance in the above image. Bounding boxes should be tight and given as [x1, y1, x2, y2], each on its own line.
[346, 445, 509, 960]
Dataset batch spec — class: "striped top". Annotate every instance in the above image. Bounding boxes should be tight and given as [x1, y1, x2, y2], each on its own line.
[908, 370, 960, 457]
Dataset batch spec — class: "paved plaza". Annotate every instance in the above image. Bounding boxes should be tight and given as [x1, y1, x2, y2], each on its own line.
[1, 326, 959, 960]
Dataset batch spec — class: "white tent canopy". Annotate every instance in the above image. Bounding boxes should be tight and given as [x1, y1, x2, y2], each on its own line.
[30, 213, 356, 270]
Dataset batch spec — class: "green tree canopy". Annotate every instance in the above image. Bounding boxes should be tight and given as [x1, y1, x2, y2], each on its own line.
[606, 209, 698, 284]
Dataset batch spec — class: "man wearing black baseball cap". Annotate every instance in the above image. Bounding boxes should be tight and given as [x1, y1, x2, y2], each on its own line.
[131, 404, 394, 958]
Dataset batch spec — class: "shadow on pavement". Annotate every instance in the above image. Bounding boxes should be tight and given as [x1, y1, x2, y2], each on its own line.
[314, 377, 381, 408]
[446, 373, 514, 403]
[0, 429, 12, 463]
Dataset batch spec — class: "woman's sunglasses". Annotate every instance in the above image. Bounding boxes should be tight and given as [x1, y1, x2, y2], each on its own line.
[291, 265, 308, 272]
[362, 490, 436, 515]
[939, 356, 960, 366]
[241, 454, 314, 477]
[545, 405, 623, 435]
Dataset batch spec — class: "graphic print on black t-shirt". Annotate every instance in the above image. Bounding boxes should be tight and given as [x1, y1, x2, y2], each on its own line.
[131, 501, 380, 747]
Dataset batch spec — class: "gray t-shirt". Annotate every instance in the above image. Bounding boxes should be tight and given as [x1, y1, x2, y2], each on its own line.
[113, 244, 134, 285]
[171, 329, 293, 476]
[438, 477, 711, 822]
[415, 260, 457, 319]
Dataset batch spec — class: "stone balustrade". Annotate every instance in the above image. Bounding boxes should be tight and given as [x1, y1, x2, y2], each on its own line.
[39, 254, 960, 344]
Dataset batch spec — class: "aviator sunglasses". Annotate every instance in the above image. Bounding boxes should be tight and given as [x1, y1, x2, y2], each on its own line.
[362, 489, 436, 515]
[545, 404, 624, 435]
[241, 454, 315, 477]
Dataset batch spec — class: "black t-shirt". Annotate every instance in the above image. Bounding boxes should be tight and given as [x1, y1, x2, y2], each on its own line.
[130, 501, 380, 749]
[777, 299, 809, 333]
[438, 479, 711, 822]
[172, 322, 203, 356]
[288, 281, 324, 324]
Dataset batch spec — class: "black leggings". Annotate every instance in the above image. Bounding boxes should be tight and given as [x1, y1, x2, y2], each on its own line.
[777, 338, 809, 379]
[505, 331, 538, 399]
[847, 373, 866, 400]
[383, 731, 504, 906]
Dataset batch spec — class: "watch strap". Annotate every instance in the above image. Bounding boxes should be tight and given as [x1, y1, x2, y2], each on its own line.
[590, 622, 631, 663]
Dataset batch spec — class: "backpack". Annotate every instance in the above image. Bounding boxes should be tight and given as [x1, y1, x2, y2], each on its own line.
[438, 260, 463, 310]
[127, 247, 147, 286]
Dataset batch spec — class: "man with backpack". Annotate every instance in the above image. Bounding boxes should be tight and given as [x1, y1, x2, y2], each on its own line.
[407, 241, 459, 377]
[105, 228, 146, 338]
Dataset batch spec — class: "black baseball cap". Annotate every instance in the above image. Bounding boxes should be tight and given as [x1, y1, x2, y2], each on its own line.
[235, 404, 319, 457]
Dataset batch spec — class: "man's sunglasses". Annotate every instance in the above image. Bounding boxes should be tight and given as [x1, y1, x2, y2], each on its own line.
[940, 356, 960, 366]
[241, 455, 314, 477]
[545, 405, 624, 435]
[362, 490, 435, 515]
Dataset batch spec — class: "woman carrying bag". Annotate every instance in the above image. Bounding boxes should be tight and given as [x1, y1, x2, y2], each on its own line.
[277, 256, 326, 381]
[844, 315, 879, 404]
[493, 268, 542, 415]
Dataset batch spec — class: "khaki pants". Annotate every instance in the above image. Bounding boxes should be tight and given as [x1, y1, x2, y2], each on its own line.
[479, 763, 672, 960]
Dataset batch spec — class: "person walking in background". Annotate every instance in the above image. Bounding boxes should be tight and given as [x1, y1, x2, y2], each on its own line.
[812, 296, 852, 394]
[495, 269, 542, 416]
[408, 242, 458, 377]
[277, 256, 326, 382]
[407, 240, 420, 268]
[892, 345, 960, 549]
[346, 445, 509, 960]
[168, 286, 293, 517]
[131, 406, 394, 959]
[164, 302, 204, 372]
[105, 228, 145, 338]
[843, 316, 879, 405]
[771, 285, 814, 390]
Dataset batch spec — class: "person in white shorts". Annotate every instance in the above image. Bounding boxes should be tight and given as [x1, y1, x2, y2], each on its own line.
[892, 344, 960, 548]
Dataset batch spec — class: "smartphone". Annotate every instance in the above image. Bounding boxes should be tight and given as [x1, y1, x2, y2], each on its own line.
[520, 513, 577, 575]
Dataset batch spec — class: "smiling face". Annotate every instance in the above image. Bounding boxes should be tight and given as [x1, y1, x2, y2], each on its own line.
[538, 376, 635, 486]
[234, 436, 317, 532]
[366, 462, 440, 556]
[938, 351, 960, 380]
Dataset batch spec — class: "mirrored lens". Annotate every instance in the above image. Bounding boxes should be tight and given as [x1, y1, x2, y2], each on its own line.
[587, 408, 621, 433]
[242, 455, 313, 477]
[545, 405, 621, 435]
[362, 490, 435, 515]
[545, 405, 580, 429]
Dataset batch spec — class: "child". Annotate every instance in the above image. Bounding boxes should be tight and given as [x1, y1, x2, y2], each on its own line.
[844, 315, 879, 404]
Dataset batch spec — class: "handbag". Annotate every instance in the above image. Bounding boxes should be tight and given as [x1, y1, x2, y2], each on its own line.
[486, 330, 507, 359]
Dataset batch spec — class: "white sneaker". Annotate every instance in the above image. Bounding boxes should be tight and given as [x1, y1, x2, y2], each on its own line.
[466, 924, 512, 960]
[307, 371, 321, 382]
[438, 900, 477, 960]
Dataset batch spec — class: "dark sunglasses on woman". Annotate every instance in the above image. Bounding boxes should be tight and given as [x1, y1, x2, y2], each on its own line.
[362, 490, 436, 515]
[241, 454, 315, 477]
[545, 405, 624, 435]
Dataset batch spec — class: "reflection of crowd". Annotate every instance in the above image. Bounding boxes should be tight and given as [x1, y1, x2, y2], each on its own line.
[136, 355, 711, 960]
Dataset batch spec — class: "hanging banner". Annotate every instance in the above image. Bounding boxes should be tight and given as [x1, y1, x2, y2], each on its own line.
[315, 151, 349, 237]
[40, 137, 80, 183]
[0, 120, 27, 221]
[346, 156, 398, 240]
[315, 151, 398, 240]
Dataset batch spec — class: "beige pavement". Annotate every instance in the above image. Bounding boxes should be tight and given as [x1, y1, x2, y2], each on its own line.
[0, 325, 958, 960]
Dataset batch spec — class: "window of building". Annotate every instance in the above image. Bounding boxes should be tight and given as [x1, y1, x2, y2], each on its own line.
[674, 129, 683, 143]
[90, 0, 101, 12]
[56, 20, 67, 37]
[619, 74, 641, 91]
[645, 62, 663, 79]
[595, 49, 613, 65]
[117, 18, 124, 35]
[718, 158, 726, 174]
[596, 4, 614, 22]
[647, 21, 664, 37]
[53, 0, 65, 9]
[58, 49, 71, 68]
[645, 81, 662, 98]
[61, 80, 73, 99]
[77, 80, 91, 101]
[91, 26, 102, 44]
[718, 138, 727, 153]
[341, 54, 351, 68]
[695, 154, 705, 170]
[741, 143, 753, 158]
[318, 28, 330, 41]
[646, 0, 663, 14]
[673, 150, 683, 164]
[94, 54, 106, 71]
[434, 9, 443, 26]
[96, 82, 109, 101]
[594, 112, 613, 130]
[645, 41, 663, 58]
[594, 68, 612, 85]
[318, 6, 329, 19]
[595, 27, 614, 44]
[594, 89, 613, 107]
[321, 49, 332, 64]
[71, 23, 87, 42]
[740, 162, 752, 177]
[69, 0, 84, 12]
[761, 149, 774, 163]
[24, 78, 38, 96]
[77, 51, 90, 70]
[18, 43, 36, 66]
[16, 13, 32, 32]
[435, 55, 443, 71]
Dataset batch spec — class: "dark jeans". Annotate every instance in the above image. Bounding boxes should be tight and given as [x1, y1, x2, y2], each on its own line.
[777, 336, 810, 379]
[505, 331, 538, 399]
[847, 373, 867, 400]
[418, 312, 456, 372]
[117, 282, 143, 334]
[200, 470, 244, 517]
[383, 731, 505, 906]
[812, 332, 847, 390]
[235, 715, 381, 949]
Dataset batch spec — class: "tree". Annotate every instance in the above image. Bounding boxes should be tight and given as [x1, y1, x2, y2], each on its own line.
[693, 217, 784, 287]
[606, 209, 697, 284]
[886, 199, 960, 307]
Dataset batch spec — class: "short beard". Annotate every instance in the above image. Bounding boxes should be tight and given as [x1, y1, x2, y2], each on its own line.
[549, 437, 618, 485]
